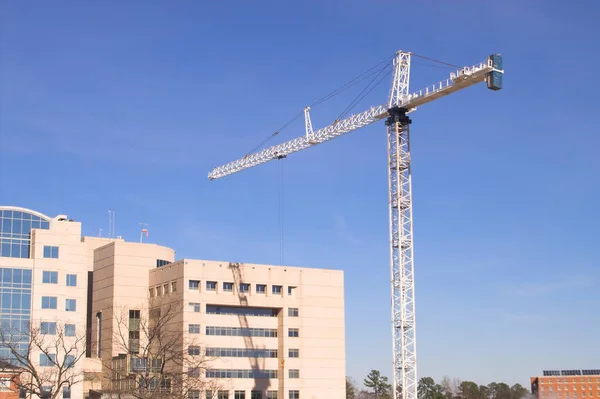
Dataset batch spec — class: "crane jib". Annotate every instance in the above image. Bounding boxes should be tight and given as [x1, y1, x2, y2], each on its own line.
[208, 54, 502, 181]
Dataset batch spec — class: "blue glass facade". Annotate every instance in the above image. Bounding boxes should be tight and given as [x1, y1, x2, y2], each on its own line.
[0, 209, 50, 258]
[0, 267, 33, 360]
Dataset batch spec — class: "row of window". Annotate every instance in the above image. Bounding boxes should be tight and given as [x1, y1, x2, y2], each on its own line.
[206, 369, 278, 379]
[205, 326, 278, 337]
[41, 296, 77, 311]
[189, 280, 296, 296]
[40, 322, 76, 336]
[190, 303, 299, 318]
[540, 392, 598, 397]
[189, 346, 299, 358]
[202, 325, 299, 337]
[206, 305, 279, 317]
[543, 386, 600, 391]
[189, 390, 300, 399]
[16, 387, 72, 399]
[0, 268, 33, 287]
[149, 281, 177, 297]
[543, 379, 600, 384]
[39, 353, 75, 368]
[42, 271, 77, 286]
[205, 347, 278, 358]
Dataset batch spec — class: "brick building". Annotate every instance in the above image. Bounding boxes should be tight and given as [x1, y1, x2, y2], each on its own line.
[531, 370, 600, 399]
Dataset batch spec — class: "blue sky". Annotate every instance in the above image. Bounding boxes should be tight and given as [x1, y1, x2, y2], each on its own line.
[1, 0, 599, 389]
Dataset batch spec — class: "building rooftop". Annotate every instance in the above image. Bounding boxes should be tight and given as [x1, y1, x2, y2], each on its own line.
[541, 370, 600, 376]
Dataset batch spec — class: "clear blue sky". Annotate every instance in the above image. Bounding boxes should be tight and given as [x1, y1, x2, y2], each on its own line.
[1, 0, 599, 389]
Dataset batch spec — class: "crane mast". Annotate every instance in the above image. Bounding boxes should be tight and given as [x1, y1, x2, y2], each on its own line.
[208, 50, 504, 399]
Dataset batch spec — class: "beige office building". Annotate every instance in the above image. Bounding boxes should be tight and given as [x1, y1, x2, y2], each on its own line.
[0, 206, 346, 399]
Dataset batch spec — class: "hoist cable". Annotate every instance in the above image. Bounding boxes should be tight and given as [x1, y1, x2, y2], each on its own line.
[278, 159, 285, 266]
[243, 53, 396, 157]
[411, 53, 461, 69]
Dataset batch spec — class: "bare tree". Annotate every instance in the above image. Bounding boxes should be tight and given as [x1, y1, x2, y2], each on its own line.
[0, 319, 87, 399]
[100, 298, 218, 399]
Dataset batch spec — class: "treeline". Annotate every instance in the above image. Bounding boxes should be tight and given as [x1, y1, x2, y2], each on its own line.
[347, 370, 531, 399]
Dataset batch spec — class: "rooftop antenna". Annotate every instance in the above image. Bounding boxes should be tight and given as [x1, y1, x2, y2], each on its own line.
[108, 210, 116, 239]
[98, 228, 103, 237]
[139, 222, 148, 243]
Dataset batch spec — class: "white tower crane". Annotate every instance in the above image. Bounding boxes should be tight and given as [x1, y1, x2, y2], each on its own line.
[208, 50, 504, 399]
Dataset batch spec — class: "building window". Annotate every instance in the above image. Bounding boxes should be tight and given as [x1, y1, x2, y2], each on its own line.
[266, 392, 278, 399]
[41, 296, 57, 309]
[189, 280, 200, 290]
[39, 353, 55, 367]
[163, 284, 168, 295]
[189, 302, 201, 313]
[239, 283, 250, 293]
[206, 369, 278, 379]
[289, 391, 299, 399]
[42, 271, 58, 284]
[149, 288, 154, 298]
[171, 281, 177, 292]
[206, 326, 277, 337]
[188, 346, 201, 356]
[206, 281, 217, 291]
[156, 286, 162, 296]
[234, 391, 246, 399]
[188, 367, 201, 378]
[251, 392, 262, 399]
[40, 321, 56, 335]
[43, 245, 59, 259]
[65, 355, 75, 368]
[288, 328, 299, 337]
[256, 284, 266, 294]
[288, 286, 296, 296]
[223, 282, 233, 292]
[289, 369, 300, 378]
[189, 324, 201, 334]
[0, 377, 11, 391]
[129, 310, 140, 354]
[206, 392, 213, 399]
[65, 299, 76, 312]
[188, 391, 201, 399]
[66, 274, 77, 287]
[288, 307, 299, 317]
[63, 387, 71, 399]
[65, 324, 76, 337]
[272, 285, 282, 295]
[218, 392, 229, 399]
[289, 348, 299, 358]
[206, 348, 278, 358]
[96, 312, 102, 357]
[149, 308, 161, 319]
[156, 259, 171, 267]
